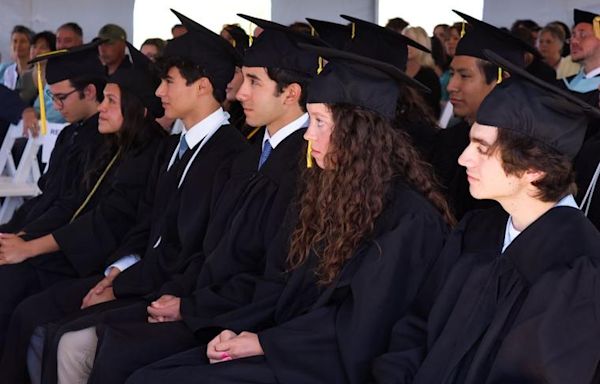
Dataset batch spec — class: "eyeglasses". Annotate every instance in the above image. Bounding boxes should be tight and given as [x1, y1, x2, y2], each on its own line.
[570, 30, 593, 41]
[46, 88, 79, 108]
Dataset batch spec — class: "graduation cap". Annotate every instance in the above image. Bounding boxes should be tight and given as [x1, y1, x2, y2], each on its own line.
[221, 24, 250, 60]
[29, 41, 105, 135]
[574, 8, 600, 25]
[477, 49, 600, 158]
[306, 18, 351, 50]
[29, 40, 105, 85]
[237, 14, 323, 75]
[299, 43, 429, 120]
[108, 42, 164, 118]
[453, 10, 539, 67]
[340, 14, 430, 72]
[163, 9, 240, 101]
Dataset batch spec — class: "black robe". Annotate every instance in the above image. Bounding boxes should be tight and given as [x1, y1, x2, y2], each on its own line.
[125, 179, 449, 384]
[372, 205, 600, 384]
[0, 114, 104, 234]
[39, 129, 307, 384]
[429, 119, 496, 219]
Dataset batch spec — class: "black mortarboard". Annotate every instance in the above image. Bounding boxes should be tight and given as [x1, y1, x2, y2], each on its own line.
[237, 14, 322, 75]
[340, 15, 430, 72]
[478, 49, 600, 158]
[574, 9, 600, 25]
[454, 10, 538, 67]
[29, 41, 105, 85]
[108, 42, 164, 118]
[299, 44, 428, 119]
[222, 24, 250, 60]
[306, 18, 350, 50]
[164, 9, 239, 101]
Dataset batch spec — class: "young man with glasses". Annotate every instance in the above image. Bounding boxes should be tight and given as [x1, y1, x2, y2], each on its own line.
[0, 42, 105, 240]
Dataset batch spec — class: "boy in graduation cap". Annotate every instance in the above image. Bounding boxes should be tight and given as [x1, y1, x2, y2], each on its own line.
[373, 50, 600, 384]
[0, 43, 105, 236]
[430, 10, 541, 220]
[46, 12, 321, 384]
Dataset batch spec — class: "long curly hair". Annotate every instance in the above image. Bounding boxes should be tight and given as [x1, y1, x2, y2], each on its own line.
[288, 103, 455, 285]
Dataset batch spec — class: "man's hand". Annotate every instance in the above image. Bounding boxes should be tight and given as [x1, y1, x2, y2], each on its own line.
[0, 233, 33, 265]
[147, 294, 182, 323]
[80, 267, 120, 309]
[21, 107, 40, 137]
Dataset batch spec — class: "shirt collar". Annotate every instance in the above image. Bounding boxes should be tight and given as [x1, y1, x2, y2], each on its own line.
[502, 194, 579, 252]
[182, 107, 227, 149]
[262, 113, 309, 149]
[584, 66, 600, 79]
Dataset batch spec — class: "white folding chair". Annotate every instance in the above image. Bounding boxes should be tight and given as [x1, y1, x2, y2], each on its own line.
[0, 122, 43, 224]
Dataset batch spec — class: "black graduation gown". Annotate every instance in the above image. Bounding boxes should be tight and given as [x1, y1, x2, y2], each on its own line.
[372, 205, 600, 384]
[0, 114, 104, 234]
[111, 124, 249, 298]
[429, 119, 496, 219]
[125, 179, 449, 384]
[40, 129, 307, 384]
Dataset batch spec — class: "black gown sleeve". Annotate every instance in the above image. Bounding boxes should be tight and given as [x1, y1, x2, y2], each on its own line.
[371, 213, 472, 384]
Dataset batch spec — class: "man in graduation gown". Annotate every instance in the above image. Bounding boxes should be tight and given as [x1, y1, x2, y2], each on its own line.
[1, 15, 249, 383]
[430, 10, 542, 220]
[40, 11, 320, 384]
[0, 43, 107, 358]
[372, 51, 600, 384]
[0, 44, 105, 237]
[566, 9, 600, 229]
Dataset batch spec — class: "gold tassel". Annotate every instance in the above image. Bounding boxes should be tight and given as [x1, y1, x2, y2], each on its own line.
[246, 126, 261, 140]
[317, 57, 323, 74]
[70, 149, 121, 223]
[248, 22, 254, 46]
[461, 21, 466, 38]
[231, 39, 236, 48]
[594, 16, 600, 39]
[36, 62, 47, 135]
[351, 22, 356, 39]
[306, 140, 313, 168]
[497, 67, 503, 84]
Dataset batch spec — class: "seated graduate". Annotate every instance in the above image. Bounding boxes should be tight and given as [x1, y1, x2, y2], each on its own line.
[0, 42, 105, 236]
[125, 45, 453, 384]
[372, 50, 600, 384]
[1, 13, 249, 383]
[41, 11, 320, 384]
[0, 41, 167, 378]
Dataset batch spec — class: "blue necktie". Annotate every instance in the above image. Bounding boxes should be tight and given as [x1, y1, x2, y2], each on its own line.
[178, 134, 189, 159]
[258, 140, 272, 169]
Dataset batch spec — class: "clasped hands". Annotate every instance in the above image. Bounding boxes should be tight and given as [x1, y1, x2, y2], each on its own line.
[206, 330, 264, 364]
